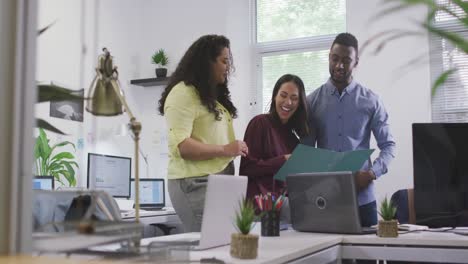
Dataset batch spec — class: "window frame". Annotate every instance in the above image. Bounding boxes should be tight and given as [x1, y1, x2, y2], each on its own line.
[252, 0, 346, 114]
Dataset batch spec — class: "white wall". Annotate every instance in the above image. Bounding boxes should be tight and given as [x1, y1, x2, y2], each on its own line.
[36, 0, 86, 187]
[37, 0, 253, 206]
[348, 0, 432, 203]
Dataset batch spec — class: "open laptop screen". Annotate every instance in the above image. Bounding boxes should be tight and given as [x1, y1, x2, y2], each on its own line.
[130, 178, 165, 208]
[33, 176, 54, 190]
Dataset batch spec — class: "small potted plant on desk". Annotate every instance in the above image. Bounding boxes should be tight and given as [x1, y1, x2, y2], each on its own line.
[230, 198, 258, 259]
[151, 48, 169, 78]
[377, 196, 398, 237]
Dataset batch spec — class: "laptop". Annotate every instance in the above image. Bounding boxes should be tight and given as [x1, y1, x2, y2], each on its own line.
[155, 174, 248, 250]
[33, 176, 55, 190]
[287, 171, 375, 234]
[130, 178, 165, 211]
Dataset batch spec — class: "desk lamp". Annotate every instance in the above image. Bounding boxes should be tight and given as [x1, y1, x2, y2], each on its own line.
[86, 48, 142, 224]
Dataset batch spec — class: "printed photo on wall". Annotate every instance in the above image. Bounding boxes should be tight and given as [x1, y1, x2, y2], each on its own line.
[49, 89, 84, 122]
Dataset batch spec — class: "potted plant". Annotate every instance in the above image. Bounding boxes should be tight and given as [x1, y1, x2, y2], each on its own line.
[377, 196, 398, 237]
[151, 49, 169, 78]
[230, 198, 258, 259]
[34, 128, 79, 187]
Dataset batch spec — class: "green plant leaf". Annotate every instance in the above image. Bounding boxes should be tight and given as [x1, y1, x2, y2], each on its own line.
[38, 21, 56, 36]
[37, 119, 66, 135]
[64, 162, 77, 187]
[234, 197, 256, 235]
[426, 25, 468, 54]
[51, 141, 76, 153]
[60, 170, 74, 187]
[50, 152, 75, 161]
[38, 85, 86, 103]
[151, 49, 169, 66]
[379, 196, 397, 220]
[432, 69, 457, 96]
[38, 128, 52, 160]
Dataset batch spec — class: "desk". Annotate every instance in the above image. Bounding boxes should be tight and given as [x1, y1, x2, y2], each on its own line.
[141, 230, 468, 263]
[341, 232, 468, 263]
[121, 208, 180, 236]
[120, 208, 178, 226]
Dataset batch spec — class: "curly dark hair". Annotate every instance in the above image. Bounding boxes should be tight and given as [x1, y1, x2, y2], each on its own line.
[158, 35, 237, 120]
[268, 74, 309, 138]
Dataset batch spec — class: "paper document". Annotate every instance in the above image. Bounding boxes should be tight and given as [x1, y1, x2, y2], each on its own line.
[273, 144, 374, 181]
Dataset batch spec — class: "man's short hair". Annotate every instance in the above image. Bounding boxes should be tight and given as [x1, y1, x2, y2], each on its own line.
[331, 33, 358, 54]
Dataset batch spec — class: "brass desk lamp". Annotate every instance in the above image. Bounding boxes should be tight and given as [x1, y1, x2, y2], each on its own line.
[86, 48, 142, 224]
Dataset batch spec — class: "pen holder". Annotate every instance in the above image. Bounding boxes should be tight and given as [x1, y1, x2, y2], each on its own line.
[261, 210, 280, 237]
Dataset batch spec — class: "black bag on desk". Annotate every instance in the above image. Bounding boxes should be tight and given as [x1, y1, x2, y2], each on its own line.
[64, 195, 99, 221]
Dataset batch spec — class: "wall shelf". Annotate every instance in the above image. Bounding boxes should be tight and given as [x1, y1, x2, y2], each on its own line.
[130, 77, 169, 87]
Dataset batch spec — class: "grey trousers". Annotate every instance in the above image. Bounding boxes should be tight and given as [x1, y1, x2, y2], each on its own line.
[168, 162, 235, 232]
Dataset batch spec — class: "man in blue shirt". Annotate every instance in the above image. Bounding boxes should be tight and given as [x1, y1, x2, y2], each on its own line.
[304, 33, 396, 227]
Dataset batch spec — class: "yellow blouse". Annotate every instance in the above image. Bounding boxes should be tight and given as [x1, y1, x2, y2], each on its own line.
[164, 81, 235, 179]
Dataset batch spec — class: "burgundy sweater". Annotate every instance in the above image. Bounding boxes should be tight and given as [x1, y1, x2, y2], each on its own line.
[239, 114, 300, 200]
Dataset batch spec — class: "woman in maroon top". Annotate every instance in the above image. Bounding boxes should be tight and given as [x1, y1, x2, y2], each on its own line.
[240, 74, 309, 203]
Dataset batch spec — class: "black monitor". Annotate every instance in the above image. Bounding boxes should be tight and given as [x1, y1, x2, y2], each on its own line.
[87, 153, 131, 198]
[130, 178, 165, 209]
[412, 123, 468, 227]
[33, 176, 55, 190]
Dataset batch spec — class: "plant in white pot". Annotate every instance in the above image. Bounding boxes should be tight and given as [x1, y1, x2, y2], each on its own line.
[151, 49, 169, 78]
[377, 196, 398, 237]
[230, 198, 258, 259]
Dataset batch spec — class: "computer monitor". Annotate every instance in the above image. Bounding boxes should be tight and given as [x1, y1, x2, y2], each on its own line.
[87, 153, 131, 198]
[33, 176, 54, 190]
[130, 178, 165, 209]
[412, 123, 468, 227]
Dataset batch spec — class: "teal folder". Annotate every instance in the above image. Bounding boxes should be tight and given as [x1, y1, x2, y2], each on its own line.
[273, 144, 374, 181]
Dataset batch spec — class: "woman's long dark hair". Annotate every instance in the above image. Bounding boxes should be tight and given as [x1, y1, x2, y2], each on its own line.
[268, 74, 309, 138]
[158, 35, 237, 120]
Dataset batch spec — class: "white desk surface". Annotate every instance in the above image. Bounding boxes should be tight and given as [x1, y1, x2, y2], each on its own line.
[342, 230, 468, 247]
[143, 230, 342, 264]
[142, 229, 468, 264]
[120, 208, 176, 219]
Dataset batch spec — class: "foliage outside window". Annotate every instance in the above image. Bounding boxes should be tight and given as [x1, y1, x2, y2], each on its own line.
[255, 0, 346, 112]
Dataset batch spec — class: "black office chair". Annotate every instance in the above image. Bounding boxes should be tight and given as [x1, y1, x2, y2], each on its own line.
[150, 223, 177, 236]
[390, 188, 415, 224]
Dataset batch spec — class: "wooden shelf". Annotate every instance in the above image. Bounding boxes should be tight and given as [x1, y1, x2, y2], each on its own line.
[130, 77, 169, 87]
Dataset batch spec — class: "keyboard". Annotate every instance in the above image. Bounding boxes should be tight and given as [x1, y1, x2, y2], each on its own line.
[141, 207, 164, 211]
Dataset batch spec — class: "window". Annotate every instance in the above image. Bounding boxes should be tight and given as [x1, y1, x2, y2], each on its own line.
[430, 0, 468, 122]
[254, 0, 346, 112]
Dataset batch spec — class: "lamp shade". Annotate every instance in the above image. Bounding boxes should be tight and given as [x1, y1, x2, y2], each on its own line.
[86, 48, 124, 116]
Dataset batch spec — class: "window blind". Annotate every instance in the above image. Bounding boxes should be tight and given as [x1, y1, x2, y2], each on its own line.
[430, 0, 468, 122]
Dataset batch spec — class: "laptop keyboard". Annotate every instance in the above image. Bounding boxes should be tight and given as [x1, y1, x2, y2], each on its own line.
[142, 207, 164, 211]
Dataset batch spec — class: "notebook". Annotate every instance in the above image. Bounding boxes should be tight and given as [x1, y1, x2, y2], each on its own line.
[287, 171, 375, 234]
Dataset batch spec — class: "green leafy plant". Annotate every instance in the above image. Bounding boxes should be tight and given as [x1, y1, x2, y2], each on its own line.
[363, 0, 467, 95]
[34, 128, 79, 186]
[234, 198, 256, 235]
[151, 49, 169, 67]
[378, 196, 397, 221]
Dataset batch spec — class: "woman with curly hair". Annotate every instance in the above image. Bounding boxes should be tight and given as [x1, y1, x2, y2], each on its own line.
[158, 35, 248, 232]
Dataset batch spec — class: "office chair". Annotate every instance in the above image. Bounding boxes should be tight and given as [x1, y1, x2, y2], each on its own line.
[390, 188, 415, 224]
